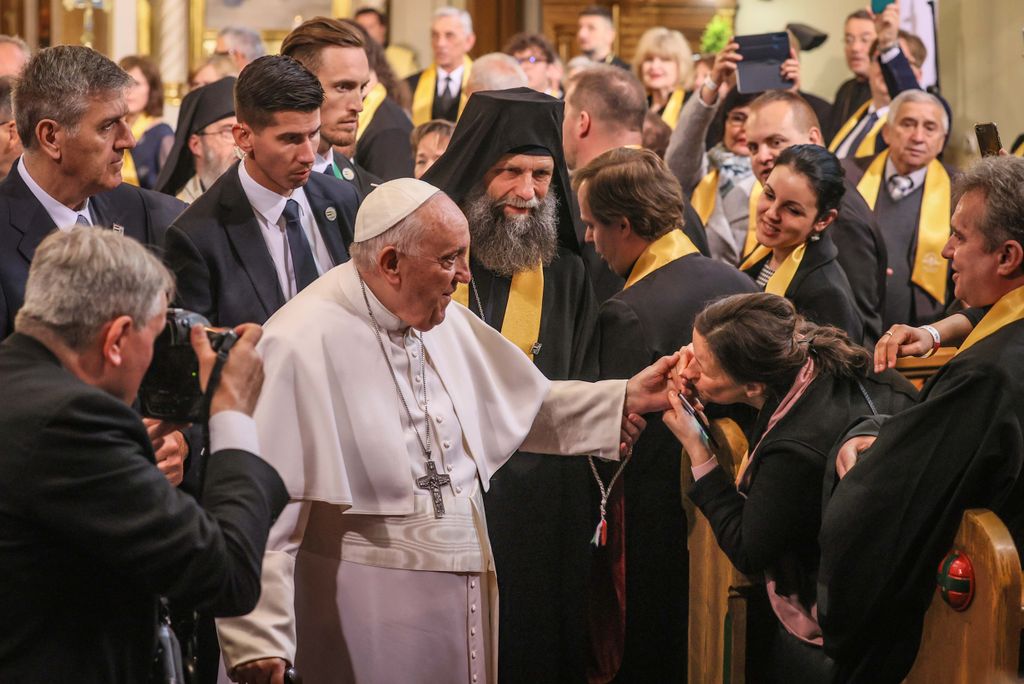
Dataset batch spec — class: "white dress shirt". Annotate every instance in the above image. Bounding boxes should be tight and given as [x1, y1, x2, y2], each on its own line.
[17, 157, 94, 229]
[237, 159, 334, 300]
[312, 148, 335, 175]
[436, 64, 464, 98]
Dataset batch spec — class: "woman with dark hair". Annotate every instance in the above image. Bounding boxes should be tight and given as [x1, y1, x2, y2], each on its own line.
[664, 292, 917, 683]
[740, 144, 864, 342]
[119, 55, 174, 189]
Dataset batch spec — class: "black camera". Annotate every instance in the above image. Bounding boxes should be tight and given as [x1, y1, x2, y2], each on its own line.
[138, 309, 237, 423]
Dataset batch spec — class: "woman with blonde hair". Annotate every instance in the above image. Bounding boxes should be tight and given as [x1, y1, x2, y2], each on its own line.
[632, 27, 694, 129]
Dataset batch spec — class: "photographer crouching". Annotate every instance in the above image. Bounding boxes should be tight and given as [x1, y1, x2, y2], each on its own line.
[0, 228, 288, 682]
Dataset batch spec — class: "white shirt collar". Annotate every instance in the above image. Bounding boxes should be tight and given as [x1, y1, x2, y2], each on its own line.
[238, 158, 306, 226]
[436, 64, 464, 95]
[17, 157, 93, 230]
[312, 148, 335, 175]
[884, 156, 929, 191]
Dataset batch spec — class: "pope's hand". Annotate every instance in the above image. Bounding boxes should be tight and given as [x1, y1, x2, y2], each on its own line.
[230, 657, 287, 684]
[835, 435, 877, 479]
[625, 352, 680, 416]
[192, 323, 265, 417]
[873, 325, 931, 372]
[620, 413, 647, 456]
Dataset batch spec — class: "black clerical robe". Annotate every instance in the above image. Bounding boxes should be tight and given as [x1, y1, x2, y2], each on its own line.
[353, 97, 413, 181]
[827, 77, 871, 142]
[472, 247, 600, 684]
[595, 252, 757, 682]
[819, 317, 1024, 683]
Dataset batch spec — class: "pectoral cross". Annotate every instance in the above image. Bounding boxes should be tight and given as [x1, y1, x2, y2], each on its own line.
[416, 459, 451, 518]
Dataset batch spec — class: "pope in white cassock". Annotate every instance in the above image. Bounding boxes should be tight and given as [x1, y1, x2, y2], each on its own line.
[216, 178, 677, 684]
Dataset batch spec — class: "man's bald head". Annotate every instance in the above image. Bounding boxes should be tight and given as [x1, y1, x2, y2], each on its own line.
[745, 90, 823, 183]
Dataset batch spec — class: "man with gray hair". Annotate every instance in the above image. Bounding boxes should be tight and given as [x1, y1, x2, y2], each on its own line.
[843, 88, 954, 329]
[0, 227, 287, 682]
[215, 26, 265, 72]
[407, 6, 475, 124]
[0, 34, 29, 77]
[464, 52, 527, 98]
[214, 176, 674, 684]
[820, 155, 1024, 683]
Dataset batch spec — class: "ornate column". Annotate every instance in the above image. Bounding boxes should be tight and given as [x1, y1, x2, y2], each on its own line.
[157, 0, 188, 105]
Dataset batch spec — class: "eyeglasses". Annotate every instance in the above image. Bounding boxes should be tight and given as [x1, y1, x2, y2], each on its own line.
[726, 112, 748, 125]
[516, 55, 546, 65]
[196, 125, 235, 142]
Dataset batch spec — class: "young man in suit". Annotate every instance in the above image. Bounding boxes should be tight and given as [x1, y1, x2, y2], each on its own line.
[0, 228, 287, 683]
[406, 6, 475, 125]
[0, 45, 187, 339]
[164, 55, 359, 328]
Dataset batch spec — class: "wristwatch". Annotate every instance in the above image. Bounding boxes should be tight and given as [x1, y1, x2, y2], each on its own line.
[918, 325, 941, 358]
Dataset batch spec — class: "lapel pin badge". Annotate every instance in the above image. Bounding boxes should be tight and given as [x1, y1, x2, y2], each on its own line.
[112, 223, 125, 235]
[341, 167, 356, 181]
[325, 207, 338, 221]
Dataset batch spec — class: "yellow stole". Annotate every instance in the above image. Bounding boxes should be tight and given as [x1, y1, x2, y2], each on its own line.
[690, 169, 719, 225]
[122, 114, 155, 187]
[743, 181, 764, 258]
[624, 229, 700, 289]
[956, 285, 1024, 355]
[1014, 141, 1024, 157]
[453, 252, 544, 361]
[827, 101, 888, 158]
[356, 83, 388, 143]
[659, 88, 687, 130]
[856, 150, 951, 303]
[739, 243, 807, 296]
[411, 56, 473, 126]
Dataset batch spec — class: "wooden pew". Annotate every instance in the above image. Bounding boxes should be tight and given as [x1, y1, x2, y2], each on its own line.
[894, 346, 956, 389]
[685, 418, 756, 684]
[904, 509, 1023, 683]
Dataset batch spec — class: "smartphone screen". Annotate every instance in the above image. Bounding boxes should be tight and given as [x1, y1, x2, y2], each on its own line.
[975, 123, 1002, 157]
[677, 391, 717, 448]
[871, 0, 895, 13]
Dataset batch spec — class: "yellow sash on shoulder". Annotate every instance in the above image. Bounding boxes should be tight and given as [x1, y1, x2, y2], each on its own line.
[453, 252, 544, 361]
[856, 150, 951, 304]
[744, 181, 764, 258]
[1015, 141, 1024, 157]
[828, 101, 887, 158]
[690, 169, 719, 225]
[356, 83, 388, 142]
[411, 56, 473, 126]
[660, 88, 687, 130]
[122, 114, 156, 187]
[739, 243, 807, 297]
[956, 285, 1024, 355]
[624, 229, 700, 289]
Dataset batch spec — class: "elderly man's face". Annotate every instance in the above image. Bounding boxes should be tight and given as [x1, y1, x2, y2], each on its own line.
[431, 15, 474, 72]
[189, 114, 238, 186]
[942, 189, 1004, 308]
[399, 197, 471, 330]
[483, 153, 555, 217]
[883, 100, 944, 175]
[62, 92, 135, 196]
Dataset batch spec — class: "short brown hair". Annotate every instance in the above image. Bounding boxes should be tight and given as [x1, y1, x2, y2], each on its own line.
[571, 147, 684, 241]
[846, 9, 872, 22]
[119, 54, 164, 117]
[503, 32, 556, 64]
[566, 64, 646, 133]
[749, 89, 821, 134]
[579, 5, 613, 22]
[410, 118, 455, 150]
[280, 16, 365, 74]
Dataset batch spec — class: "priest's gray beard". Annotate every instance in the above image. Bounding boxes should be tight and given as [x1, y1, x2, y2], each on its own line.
[463, 187, 559, 278]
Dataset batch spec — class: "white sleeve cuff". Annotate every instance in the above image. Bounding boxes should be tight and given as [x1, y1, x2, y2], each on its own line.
[691, 456, 720, 481]
[880, 46, 901, 64]
[209, 410, 260, 457]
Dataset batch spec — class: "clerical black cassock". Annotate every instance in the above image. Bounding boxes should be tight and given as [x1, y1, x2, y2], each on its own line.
[423, 88, 598, 684]
[593, 232, 757, 683]
[818, 287, 1024, 683]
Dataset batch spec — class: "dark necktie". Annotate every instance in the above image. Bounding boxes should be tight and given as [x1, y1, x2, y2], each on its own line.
[437, 74, 456, 113]
[846, 111, 879, 157]
[282, 199, 319, 293]
[323, 164, 336, 177]
[76, 214, 91, 226]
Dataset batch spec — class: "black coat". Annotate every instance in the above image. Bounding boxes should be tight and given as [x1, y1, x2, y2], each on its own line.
[819, 318, 1024, 683]
[163, 162, 359, 327]
[827, 78, 871, 142]
[0, 160, 186, 338]
[832, 178, 887, 346]
[354, 97, 413, 181]
[742, 233, 864, 342]
[596, 252, 758, 682]
[332, 154, 382, 200]
[0, 333, 288, 683]
[406, 69, 461, 122]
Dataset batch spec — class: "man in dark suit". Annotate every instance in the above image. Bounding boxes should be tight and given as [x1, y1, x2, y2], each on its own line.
[576, 147, 756, 683]
[406, 6, 475, 125]
[826, 9, 875, 141]
[0, 228, 288, 683]
[165, 55, 359, 328]
[0, 45, 186, 339]
[576, 5, 629, 70]
[746, 89, 887, 345]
